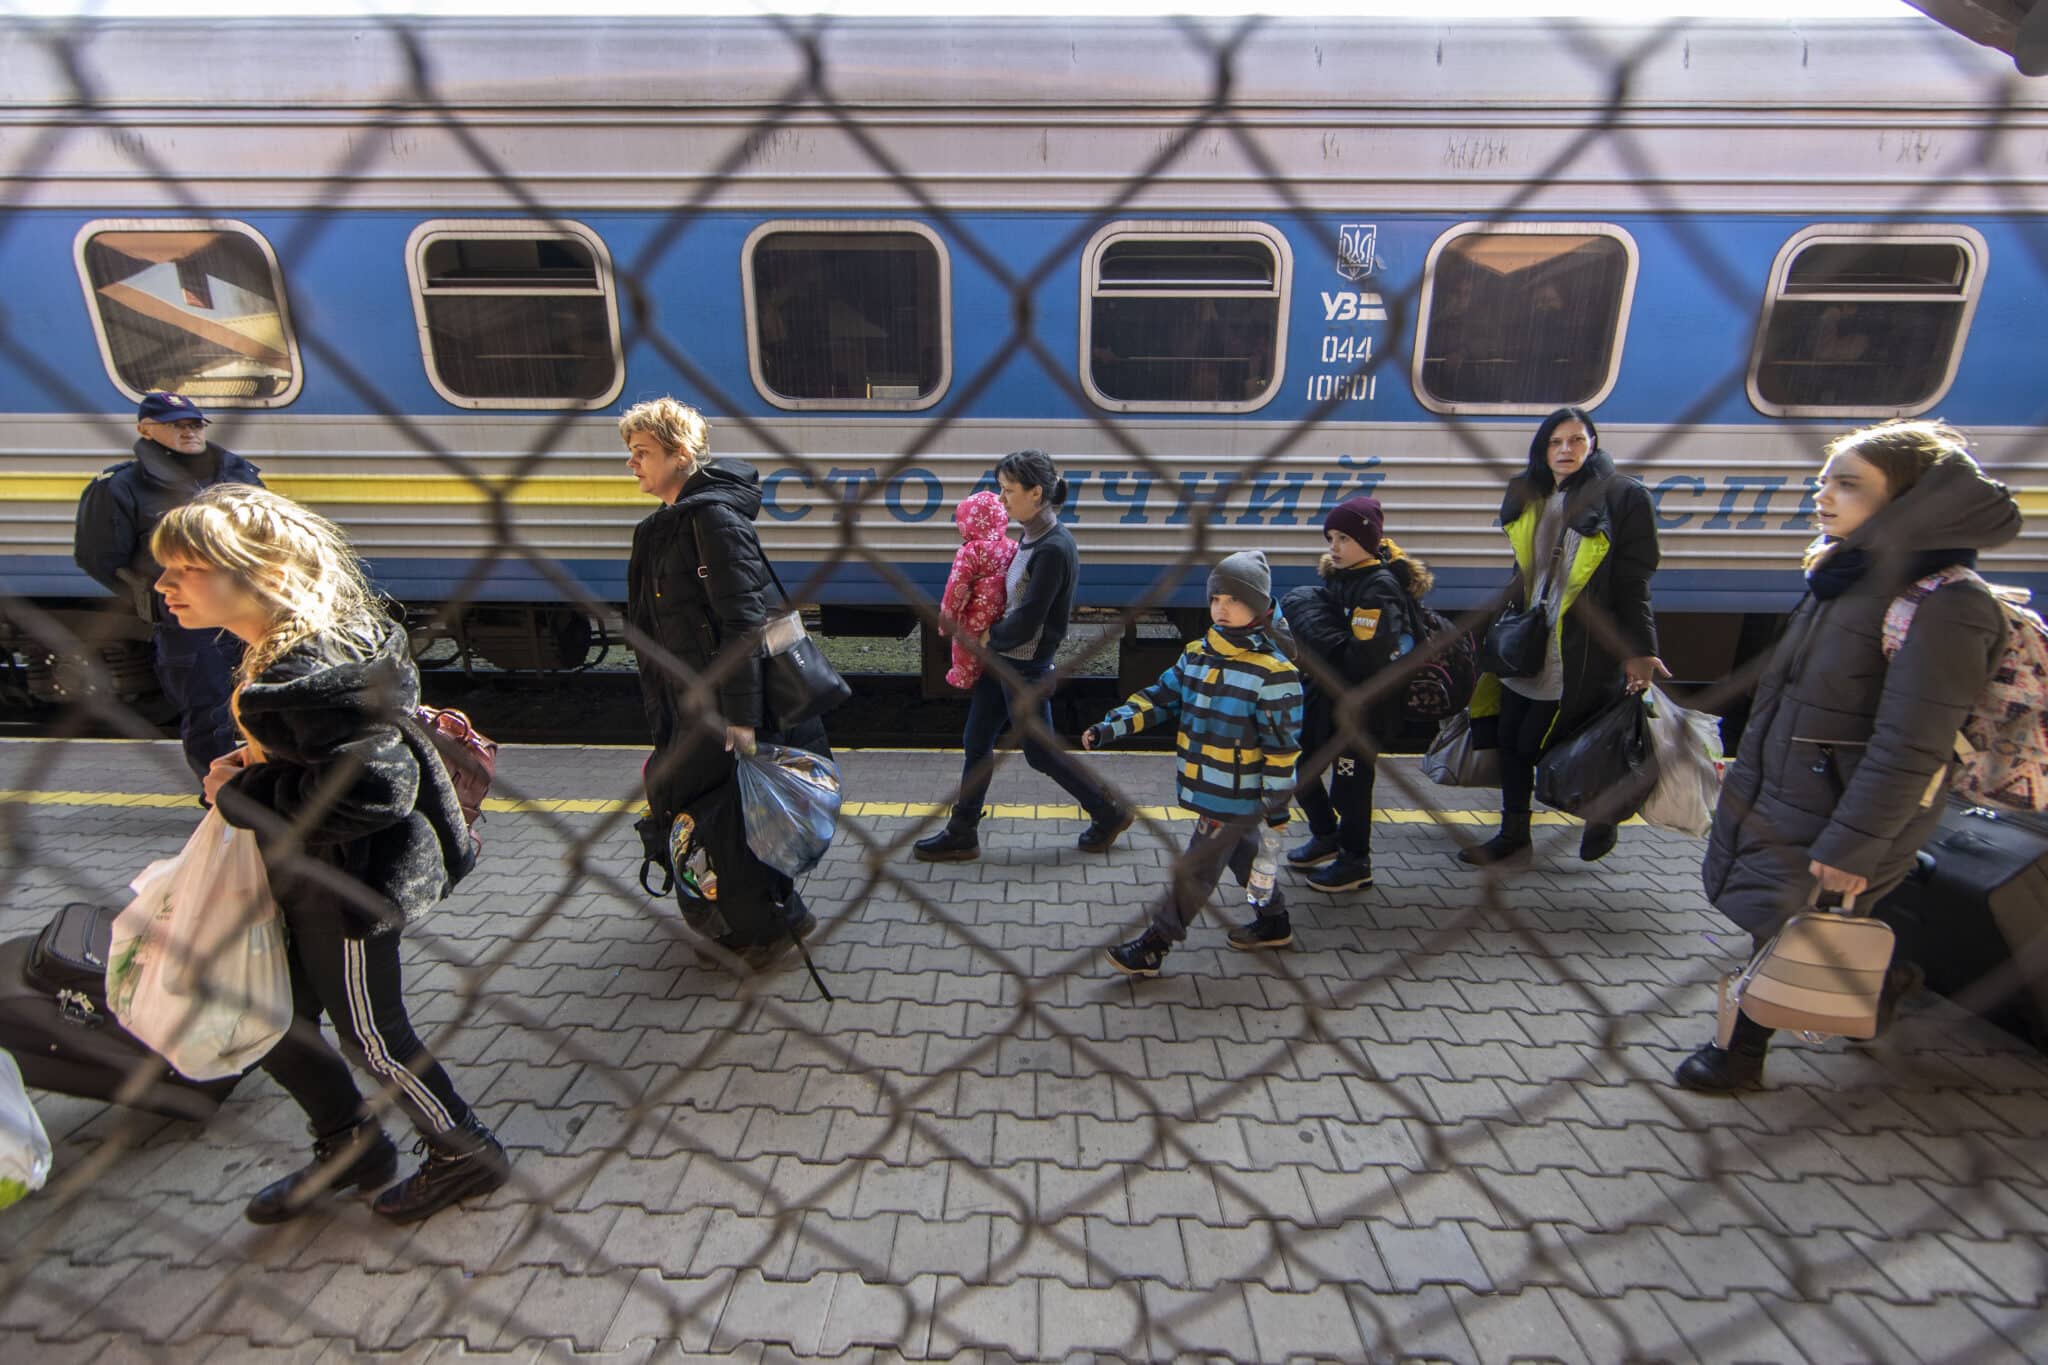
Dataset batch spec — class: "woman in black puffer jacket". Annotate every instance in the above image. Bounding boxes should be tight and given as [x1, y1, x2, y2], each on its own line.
[152, 484, 504, 1228]
[622, 398, 826, 964]
[1680, 420, 2020, 1093]
[1464, 406, 1666, 866]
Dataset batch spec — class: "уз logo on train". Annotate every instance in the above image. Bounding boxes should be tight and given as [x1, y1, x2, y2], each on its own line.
[1336, 224, 1378, 281]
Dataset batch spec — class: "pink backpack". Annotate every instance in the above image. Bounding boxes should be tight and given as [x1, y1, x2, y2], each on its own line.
[1881, 566, 2048, 811]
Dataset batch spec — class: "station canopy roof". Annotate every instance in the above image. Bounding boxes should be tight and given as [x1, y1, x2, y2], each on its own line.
[1907, 0, 2048, 73]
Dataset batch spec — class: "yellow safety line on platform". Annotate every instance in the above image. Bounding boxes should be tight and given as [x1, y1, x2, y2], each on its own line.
[0, 787, 1603, 825]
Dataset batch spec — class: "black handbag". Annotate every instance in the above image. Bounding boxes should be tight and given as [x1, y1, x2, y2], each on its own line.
[1479, 603, 1548, 680]
[759, 596, 852, 728]
[1534, 691, 1660, 823]
[1483, 475, 1610, 680]
[694, 524, 851, 729]
[1480, 544, 1561, 680]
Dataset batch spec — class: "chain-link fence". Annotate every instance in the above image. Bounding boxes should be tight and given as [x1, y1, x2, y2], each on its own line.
[4, 9, 2048, 1362]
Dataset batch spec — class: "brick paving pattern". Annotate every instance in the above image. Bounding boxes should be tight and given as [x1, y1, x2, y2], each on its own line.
[2, 738, 2046, 1362]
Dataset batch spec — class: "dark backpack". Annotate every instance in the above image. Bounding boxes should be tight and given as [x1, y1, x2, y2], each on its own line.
[1400, 600, 1479, 723]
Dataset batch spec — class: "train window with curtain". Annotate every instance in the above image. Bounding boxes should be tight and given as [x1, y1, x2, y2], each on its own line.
[406, 221, 624, 409]
[73, 220, 302, 406]
[1749, 227, 1985, 417]
[1081, 223, 1290, 412]
[742, 222, 951, 410]
[1413, 223, 1638, 414]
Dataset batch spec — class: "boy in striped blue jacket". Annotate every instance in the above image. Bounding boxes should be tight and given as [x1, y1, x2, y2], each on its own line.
[1085, 551, 1305, 976]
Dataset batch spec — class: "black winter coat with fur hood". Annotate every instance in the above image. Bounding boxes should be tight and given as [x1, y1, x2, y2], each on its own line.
[1281, 548, 1436, 748]
[218, 617, 474, 938]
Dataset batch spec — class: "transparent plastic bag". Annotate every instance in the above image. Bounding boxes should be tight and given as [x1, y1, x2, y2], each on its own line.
[1640, 685, 1725, 837]
[0, 1050, 52, 1211]
[736, 744, 843, 878]
[105, 809, 292, 1081]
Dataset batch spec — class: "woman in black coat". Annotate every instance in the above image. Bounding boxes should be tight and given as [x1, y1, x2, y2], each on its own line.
[913, 449, 1130, 862]
[622, 398, 824, 963]
[1681, 420, 2020, 1092]
[1464, 406, 1666, 865]
[152, 484, 504, 1228]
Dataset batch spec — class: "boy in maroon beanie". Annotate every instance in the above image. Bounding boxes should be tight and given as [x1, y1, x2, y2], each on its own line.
[1278, 495, 1439, 892]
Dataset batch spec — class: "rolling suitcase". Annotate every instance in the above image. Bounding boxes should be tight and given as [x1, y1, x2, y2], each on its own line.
[1875, 801, 2048, 1051]
[24, 903, 116, 1025]
[0, 910, 241, 1121]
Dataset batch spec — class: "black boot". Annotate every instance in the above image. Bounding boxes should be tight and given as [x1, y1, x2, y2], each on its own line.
[244, 1119, 398, 1225]
[913, 819, 980, 862]
[1673, 1013, 1774, 1094]
[1579, 822, 1619, 862]
[1076, 802, 1135, 853]
[1459, 812, 1532, 866]
[372, 1115, 510, 1224]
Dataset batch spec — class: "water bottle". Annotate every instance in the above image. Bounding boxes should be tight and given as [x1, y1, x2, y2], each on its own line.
[1247, 824, 1282, 909]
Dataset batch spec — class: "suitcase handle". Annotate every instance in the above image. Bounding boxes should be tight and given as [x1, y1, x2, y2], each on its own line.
[1806, 886, 1858, 914]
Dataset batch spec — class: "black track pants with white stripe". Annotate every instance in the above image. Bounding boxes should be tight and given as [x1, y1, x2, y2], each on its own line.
[258, 904, 471, 1140]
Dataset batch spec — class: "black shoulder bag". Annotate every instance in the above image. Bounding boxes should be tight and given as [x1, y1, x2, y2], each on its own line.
[1479, 541, 1564, 680]
[1480, 475, 1607, 680]
[693, 519, 851, 728]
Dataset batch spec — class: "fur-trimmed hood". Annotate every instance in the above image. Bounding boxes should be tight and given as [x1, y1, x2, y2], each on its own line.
[236, 617, 417, 718]
[1318, 546, 1435, 600]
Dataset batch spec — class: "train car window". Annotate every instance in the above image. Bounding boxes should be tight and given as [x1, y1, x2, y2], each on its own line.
[742, 222, 951, 410]
[1749, 226, 1985, 417]
[1413, 223, 1637, 414]
[1080, 223, 1290, 413]
[73, 220, 302, 407]
[406, 221, 624, 409]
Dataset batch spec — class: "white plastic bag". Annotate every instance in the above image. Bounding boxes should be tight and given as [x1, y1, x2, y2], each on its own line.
[1639, 686, 1725, 837]
[105, 809, 292, 1081]
[0, 1050, 52, 1210]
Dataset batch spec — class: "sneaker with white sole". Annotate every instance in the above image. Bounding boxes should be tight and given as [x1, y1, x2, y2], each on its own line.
[1306, 855, 1373, 892]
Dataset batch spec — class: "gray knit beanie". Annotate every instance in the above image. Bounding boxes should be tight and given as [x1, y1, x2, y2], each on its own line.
[1208, 550, 1272, 618]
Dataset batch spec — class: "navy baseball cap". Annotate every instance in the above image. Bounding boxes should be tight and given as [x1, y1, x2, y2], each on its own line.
[137, 392, 209, 425]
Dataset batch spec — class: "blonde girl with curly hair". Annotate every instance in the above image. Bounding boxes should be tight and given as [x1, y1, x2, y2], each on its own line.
[152, 483, 508, 1225]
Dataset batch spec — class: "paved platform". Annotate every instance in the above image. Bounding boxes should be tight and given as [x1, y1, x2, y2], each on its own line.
[1, 737, 2045, 1364]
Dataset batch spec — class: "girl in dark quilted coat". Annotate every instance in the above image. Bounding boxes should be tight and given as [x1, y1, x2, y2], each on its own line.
[1680, 421, 2021, 1093]
[151, 484, 505, 1226]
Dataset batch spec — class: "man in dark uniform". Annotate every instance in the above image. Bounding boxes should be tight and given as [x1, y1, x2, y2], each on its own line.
[73, 392, 265, 779]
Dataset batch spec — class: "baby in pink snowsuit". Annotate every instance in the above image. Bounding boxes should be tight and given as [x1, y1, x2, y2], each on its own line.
[939, 490, 1018, 690]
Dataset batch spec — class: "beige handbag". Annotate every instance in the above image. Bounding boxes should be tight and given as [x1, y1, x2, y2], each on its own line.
[1717, 891, 1896, 1044]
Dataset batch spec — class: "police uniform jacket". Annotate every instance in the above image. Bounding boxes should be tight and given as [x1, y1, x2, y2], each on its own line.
[73, 438, 265, 620]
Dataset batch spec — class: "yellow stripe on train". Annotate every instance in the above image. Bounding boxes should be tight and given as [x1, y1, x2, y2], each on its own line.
[14, 470, 2048, 521]
[0, 472, 650, 507]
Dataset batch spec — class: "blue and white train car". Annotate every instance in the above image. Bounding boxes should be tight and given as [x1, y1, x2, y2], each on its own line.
[2, 14, 2044, 678]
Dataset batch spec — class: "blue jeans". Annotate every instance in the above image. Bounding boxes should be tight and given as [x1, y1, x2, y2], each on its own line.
[153, 620, 242, 779]
[950, 658, 1118, 830]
